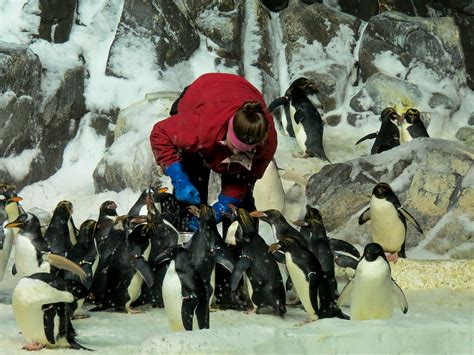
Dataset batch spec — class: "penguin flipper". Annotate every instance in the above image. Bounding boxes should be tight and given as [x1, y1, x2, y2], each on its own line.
[398, 208, 423, 234]
[308, 272, 320, 315]
[355, 132, 378, 145]
[272, 250, 286, 264]
[134, 257, 154, 288]
[285, 276, 293, 291]
[42, 304, 57, 345]
[392, 279, 408, 314]
[294, 110, 305, 124]
[213, 250, 234, 272]
[358, 207, 371, 225]
[268, 96, 290, 112]
[334, 253, 359, 270]
[329, 238, 360, 259]
[230, 257, 251, 292]
[337, 279, 354, 307]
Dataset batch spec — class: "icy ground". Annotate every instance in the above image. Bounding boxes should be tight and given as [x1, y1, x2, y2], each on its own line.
[0, 253, 472, 354]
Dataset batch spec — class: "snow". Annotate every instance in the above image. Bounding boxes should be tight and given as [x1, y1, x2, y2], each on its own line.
[0, 0, 472, 353]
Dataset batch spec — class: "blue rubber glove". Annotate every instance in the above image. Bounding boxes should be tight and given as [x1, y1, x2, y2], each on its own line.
[165, 162, 201, 205]
[212, 194, 241, 224]
[187, 216, 200, 232]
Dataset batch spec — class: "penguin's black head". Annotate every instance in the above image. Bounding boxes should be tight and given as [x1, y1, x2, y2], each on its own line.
[403, 108, 420, 124]
[249, 209, 281, 224]
[381, 107, 399, 123]
[4, 212, 40, 233]
[55, 200, 73, 217]
[285, 77, 318, 99]
[236, 208, 257, 240]
[304, 204, 323, 224]
[100, 200, 118, 217]
[199, 204, 216, 225]
[363, 243, 386, 262]
[373, 182, 394, 199]
[78, 219, 97, 243]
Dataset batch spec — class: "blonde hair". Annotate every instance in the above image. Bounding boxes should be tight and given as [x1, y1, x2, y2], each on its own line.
[233, 102, 268, 145]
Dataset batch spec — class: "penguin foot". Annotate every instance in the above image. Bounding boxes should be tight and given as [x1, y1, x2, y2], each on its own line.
[22, 343, 45, 351]
[128, 308, 144, 314]
[386, 253, 399, 263]
[291, 152, 309, 159]
[72, 314, 90, 320]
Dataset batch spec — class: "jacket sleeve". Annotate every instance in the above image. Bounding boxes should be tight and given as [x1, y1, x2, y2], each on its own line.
[149, 112, 200, 170]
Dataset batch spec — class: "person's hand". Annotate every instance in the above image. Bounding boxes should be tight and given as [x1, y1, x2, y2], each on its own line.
[212, 194, 241, 224]
[165, 162, 201, 205]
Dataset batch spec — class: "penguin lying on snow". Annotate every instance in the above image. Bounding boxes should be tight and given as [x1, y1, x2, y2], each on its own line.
[269, 77, 329, 161]
[359, 182, 423, 262]
[355, 107, 401, 154]
[337, 243, 408, 320]
[12, 272, 91, 351]
[268, 236, 348, 322]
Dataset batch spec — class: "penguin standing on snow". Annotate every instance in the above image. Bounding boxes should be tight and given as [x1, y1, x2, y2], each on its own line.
[94, 216, 154, 313]
[94, 200, 118, 246]
[43, 200, 78, 257]
[5, 213, 87, 278]
[229, 208, 286, 318]
[160, 205, 234, 331]
[355, 107, 401, 154]
[64, 219, 99, 317]
[268, 236, 348, 321]
[12, 272, 91, 351]
[0, 185, 23, 281]
[358, 182, 423, 262]
[269, 77, 329, 161]
[337, 243, 408, 320]
[399, 108, 430, 143]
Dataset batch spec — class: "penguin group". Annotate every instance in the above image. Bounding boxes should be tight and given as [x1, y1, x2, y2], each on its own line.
[356, 107, 430, 154]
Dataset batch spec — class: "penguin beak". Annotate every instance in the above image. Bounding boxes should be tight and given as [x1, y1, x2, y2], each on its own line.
[158, 187, 168, 193]
[249, 211, 266, 218]
[9, 196, 22, 203]
[4, 221, 21, 229]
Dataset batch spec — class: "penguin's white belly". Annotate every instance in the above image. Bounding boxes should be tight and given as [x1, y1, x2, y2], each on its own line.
[295, 125, 308, 153]
[125, 273, 143, 311]
[15, 235, 45, 277]
[126, 243, 151, 311]
[253, 160, 285, 212]
[12, 279, 73, 346]
[0, 224, 15, 281]
[350, 259, 393, 320]
[162, 261, 186, 331]
[244, 274, 256, 309]
[370, 199, 405, 253]
[285, 253, 316, 320]
[14, 302, 51, 345]
[400, 124, 412, 144]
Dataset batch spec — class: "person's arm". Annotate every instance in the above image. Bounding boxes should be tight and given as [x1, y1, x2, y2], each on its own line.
[149, 114, 201, 205]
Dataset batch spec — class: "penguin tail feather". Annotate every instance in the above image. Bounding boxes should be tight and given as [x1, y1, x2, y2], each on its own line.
[69, 339, 94, 351]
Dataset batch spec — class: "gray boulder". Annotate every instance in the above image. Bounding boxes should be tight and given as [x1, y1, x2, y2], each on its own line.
[306, 138, 474, 258]
[359, 12, 465, 83]
[279, 3, 361, 111]
[349, 73, 424, 115]
[106, 0, 200, 78]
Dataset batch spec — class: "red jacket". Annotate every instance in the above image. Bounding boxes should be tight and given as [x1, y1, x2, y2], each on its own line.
[150, 73, 277, 200]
